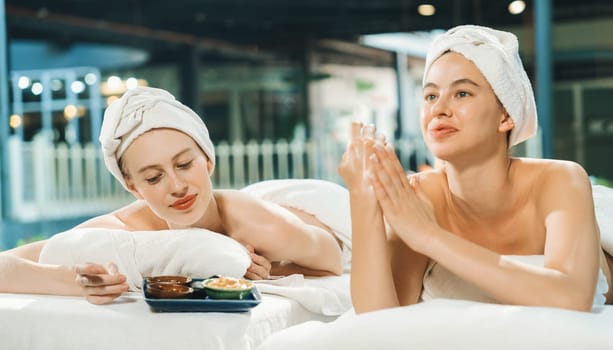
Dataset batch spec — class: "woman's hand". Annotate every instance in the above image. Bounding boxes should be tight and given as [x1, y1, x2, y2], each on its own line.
[369, 143, 439, 251]
[244, 245, 272, 280]
[74, 262, 129, 305]
[338, 122, 380, 197]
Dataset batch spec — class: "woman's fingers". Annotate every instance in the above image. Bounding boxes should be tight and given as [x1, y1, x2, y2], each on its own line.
[85, 293, 124, 305]
[384, 143, 413, 191]
[371, 146, 405, 200]
[82, 283, 129, 297]
[75, 262, 129, 302]
[351, 121, 363, 140]
[370, 165, 391, 206]
[245, 265, 268, 280]
[245, 249, 271, 280]
[75, 263, 109, 275]
[106, 262, 119, 275]
[375, 131, 386, 144]
[77, 272, 126, 287]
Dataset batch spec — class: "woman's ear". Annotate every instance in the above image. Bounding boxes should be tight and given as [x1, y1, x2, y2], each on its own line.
[126, 180, 144, 200]
[498, 111, 515, 133]
[207, 158, 215, 176]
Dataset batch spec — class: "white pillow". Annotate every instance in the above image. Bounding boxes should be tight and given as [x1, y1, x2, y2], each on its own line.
[39, 227, 251, 290]
[257, 300, 613, 350]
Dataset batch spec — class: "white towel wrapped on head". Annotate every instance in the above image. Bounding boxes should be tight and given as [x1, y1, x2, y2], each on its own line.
[424, 25, 538, 148]
[99, 86, 216, 190]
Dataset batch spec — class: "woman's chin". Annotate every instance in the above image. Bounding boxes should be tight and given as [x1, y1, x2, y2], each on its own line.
[165, 215, 201, 230]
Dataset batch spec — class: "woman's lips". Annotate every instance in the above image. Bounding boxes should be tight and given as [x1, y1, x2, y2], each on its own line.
[429, 126, 458, 138]
[170, 194, 197, 210]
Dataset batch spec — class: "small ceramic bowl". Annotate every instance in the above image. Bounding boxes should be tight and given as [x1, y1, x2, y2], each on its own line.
[202, 277, 254, 300]
[146, 282, 193, 299]
[145, 275, 192, 285]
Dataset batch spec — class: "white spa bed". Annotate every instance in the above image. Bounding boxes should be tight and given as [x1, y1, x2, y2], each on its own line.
[256, 185, 613, 350]
[0, 274, 350, 350]
[257, 300, 613, 350]
[0, 179, 354, 350]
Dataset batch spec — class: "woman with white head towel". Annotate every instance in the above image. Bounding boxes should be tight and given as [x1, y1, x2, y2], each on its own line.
[340, 25, 612, 313]
[0, 86, 348, 304]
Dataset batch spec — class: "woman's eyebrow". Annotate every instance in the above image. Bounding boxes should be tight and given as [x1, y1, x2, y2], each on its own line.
[423, 78, 481, 90]
[451, 78, 481, 87]
[136, 148, 192, 174]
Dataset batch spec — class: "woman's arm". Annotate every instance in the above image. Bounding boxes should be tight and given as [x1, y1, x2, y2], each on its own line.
[219, 191, 343, 276]
[427, 162, 597, 311]
[1, 232, 129, 303]
[373, 148, 600, 311]
[338, 122, 401, 313]
[0, 241, 81, 296]
[389, 232, 430, 306]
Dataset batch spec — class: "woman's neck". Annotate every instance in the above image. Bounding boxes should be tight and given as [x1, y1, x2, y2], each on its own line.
[167, 191, 226, 233]
[443, 153, 514, 219]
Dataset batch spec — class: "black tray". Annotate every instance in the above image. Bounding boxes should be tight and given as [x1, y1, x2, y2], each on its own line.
[143, 278, 261, 313]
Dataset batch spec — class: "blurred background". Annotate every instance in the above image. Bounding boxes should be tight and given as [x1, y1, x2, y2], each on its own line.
[0, 0, 612, 248]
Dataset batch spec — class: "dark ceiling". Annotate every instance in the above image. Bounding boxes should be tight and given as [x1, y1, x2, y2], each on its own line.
[5, 0, 613, 67]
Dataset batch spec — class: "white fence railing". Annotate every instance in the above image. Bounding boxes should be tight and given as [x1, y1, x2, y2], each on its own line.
[8, 136, 416, 222]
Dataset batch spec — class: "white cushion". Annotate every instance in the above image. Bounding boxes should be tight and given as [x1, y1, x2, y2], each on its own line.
[39, 227, 251, 290]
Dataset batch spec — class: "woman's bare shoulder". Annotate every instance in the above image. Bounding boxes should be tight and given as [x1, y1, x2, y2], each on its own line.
[513, 157, 589, 185]
[215, 189, 281, 218]
[215, 189, 258, 208]
[76, 200, 168, 231]
[514, 158, 592, 210]
[409, 168, 447, 196]
[215, 189, 301, 228]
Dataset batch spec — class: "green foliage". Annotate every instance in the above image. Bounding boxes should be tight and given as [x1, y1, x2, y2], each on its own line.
[355, 78, 375, 92]
[590, 176, 613, 188]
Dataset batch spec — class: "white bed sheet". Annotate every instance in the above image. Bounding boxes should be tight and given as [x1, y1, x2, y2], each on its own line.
[258, 300, 613, 350]
[0, 274, 350, 350]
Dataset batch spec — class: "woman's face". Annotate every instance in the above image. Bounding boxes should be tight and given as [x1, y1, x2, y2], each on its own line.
[121, 128, 214, 228]
[421, 52, 513, 161]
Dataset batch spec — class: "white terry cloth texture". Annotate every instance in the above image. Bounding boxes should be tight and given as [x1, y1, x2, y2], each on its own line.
[421, 255, 609, 307]
[424, 25, 538, 148]
[38, 228, 251, 291]
[241, 179, 352, 272]
[99, 86, 215, 190]
[254, 274, 351, 316]
[593, 185, 613, 256]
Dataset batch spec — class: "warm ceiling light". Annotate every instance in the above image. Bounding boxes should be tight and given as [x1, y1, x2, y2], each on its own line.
[106, 95, 119, 106]
[64, 104, 77, 120]
[9, 114, 22, 129]
[508, 0, 526, 15]
[418, 4, 436, 16]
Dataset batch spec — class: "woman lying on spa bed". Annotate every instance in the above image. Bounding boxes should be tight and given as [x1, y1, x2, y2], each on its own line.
[0, 87, 344, 305]
[339, 24, 612, 313]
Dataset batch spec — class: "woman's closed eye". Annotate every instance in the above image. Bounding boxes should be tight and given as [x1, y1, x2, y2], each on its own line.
[176, 160, 193, 170]
[145, 174, 162, 184]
